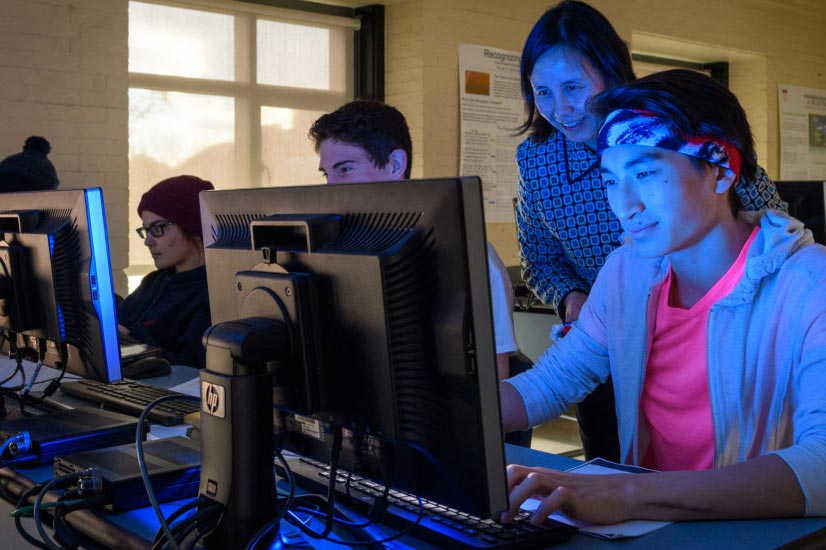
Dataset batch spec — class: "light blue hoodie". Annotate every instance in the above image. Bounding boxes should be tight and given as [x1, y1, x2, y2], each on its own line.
[507, 210, 826, 516]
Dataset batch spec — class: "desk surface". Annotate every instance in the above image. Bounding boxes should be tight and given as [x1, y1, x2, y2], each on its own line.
[2, 363, 826, 549]
[506, 445, 826, 550]
[6, 444, 821, 550]
[0, 362, 199, 549]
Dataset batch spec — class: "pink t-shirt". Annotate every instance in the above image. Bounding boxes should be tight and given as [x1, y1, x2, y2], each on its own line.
[641, 227, 759, 471]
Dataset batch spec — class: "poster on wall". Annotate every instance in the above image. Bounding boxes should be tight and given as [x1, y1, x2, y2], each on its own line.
[458, 43, 525, 222]
[778, 83, 826, 180]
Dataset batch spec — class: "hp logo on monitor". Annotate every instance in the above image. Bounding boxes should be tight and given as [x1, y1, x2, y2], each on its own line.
[201, 381, 226, 418]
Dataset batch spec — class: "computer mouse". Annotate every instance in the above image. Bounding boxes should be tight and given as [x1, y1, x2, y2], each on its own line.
[122, 356, 172, 379]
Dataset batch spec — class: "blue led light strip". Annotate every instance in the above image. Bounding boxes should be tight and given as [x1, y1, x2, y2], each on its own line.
[85, 188, 121, 381]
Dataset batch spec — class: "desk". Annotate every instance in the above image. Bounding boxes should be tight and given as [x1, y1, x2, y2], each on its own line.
[0, 445, 826, 550]
[506, 445, 826, 550]
[0, 364, 199, 549]
[3, 364, 826, 549]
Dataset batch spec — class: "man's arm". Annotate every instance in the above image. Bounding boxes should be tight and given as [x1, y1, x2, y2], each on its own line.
[500, 381, 530, 433]
[502, 453, 804, 525]
[496, 353, 511, 383]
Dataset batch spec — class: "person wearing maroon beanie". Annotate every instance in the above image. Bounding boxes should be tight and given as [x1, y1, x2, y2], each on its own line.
[117, 175, 215, 369]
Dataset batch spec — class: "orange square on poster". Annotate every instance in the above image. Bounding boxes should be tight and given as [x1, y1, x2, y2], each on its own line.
[465, 70, 491, 96]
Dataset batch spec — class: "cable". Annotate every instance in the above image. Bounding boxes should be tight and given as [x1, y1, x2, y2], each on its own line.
[341, 473, 390, 529]
[150, 496, 224, 550]
[136, 393, 201, 550]
[281, 480, 425, 546]
[18, 343, 67, 413]
[2, 338, 27, 392]
[0, 470, 21, 502]
[32, 468, 98, 550]
[10, 497, 93, 518]
[14, 483, 52, 550]
[49, 493, 109, 550]
[284, 503, 424, 548]
[245, 449, 297, 550]
[17, 338, 48, 414]
[278, 435, 431, 548]
[287, 486, 428, 545]
[171, 500, 223, 549]
[151, 498, 202, 547]
[270, 424, 345, 544]
[0, 430, 31, 460]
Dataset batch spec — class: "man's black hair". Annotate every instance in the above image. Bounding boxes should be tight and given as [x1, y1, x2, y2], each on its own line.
[309, 99, 413, 178]
[592, 69, 758, 214]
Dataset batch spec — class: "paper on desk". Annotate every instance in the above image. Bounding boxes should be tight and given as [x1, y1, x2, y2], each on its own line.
[519, 458, 672, 539]
[147, 376, 201, 440]
[168, 376, 201, 397]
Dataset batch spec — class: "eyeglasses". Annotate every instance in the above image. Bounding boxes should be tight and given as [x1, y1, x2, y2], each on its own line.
[135, 221, 174, 239]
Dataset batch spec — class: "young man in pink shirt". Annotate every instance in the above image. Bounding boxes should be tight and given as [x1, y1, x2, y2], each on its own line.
[500, 70, 826, 524]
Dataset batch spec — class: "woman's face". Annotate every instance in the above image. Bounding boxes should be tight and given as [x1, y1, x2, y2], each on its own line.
[530, 46, 607, 149]
[139, 210, 203, 272]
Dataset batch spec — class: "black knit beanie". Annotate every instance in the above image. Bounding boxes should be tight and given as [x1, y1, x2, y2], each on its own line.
[0, 136, 60, 192]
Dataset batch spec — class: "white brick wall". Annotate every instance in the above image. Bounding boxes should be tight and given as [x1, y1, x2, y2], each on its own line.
[0, 0, 129, 293]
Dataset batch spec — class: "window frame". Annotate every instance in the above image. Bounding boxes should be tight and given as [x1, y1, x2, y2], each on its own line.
[128, 0, 360, 187]
[126, 0, 366, 284]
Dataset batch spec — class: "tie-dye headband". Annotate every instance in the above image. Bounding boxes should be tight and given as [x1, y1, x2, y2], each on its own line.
[597, 109, 742, 181]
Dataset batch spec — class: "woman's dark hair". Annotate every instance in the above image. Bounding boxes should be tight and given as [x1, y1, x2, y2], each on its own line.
[519, 0, 635, 142]
[592, 69, 758, 212]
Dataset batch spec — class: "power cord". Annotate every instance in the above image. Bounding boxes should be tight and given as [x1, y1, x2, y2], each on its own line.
[11, 463, 108, 549]
[50, 493, 110, 550]
[245, 449, 297, 550]
[18, 341, 67, 414]
[284, 498, 424, 548]
[32, 468, 103, 550]
[151, 498, 202, 548]
[14, 483, 51, 550]
[155, 497, 223, 550]
[277, 428, 425, 548]
[136, 393, 203, 550]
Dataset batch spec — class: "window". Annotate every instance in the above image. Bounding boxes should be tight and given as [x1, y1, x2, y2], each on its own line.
[631, 54, 728, 86]
[127, 0, 357, 284]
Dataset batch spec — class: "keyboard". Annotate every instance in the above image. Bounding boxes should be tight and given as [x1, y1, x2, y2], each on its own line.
[59, 379, 200, 426]
[280, 457, 578, 549]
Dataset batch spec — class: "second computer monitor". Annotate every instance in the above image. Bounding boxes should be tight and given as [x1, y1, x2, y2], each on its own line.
[0, 188, 121, 382]
[200, 177, 508, 518]
[775, 180, 826, 245]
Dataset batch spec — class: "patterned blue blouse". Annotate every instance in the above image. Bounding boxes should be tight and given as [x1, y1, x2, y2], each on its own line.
[515, 132, 786, 316]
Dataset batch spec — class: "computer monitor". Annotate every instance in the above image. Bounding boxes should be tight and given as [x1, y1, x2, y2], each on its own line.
[775, 180, 826, 245]
[0, 188, 121, 382]
[199, 177, 507, 522]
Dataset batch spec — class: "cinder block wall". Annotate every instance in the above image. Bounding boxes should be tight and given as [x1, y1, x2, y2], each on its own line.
[0, 0, 129, 293]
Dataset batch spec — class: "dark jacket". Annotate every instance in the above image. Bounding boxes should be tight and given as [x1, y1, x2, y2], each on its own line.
[117, 265, 210, 368]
